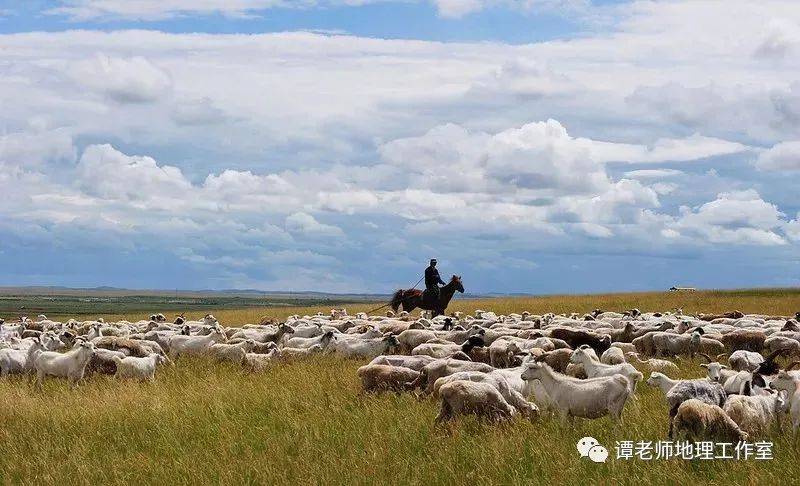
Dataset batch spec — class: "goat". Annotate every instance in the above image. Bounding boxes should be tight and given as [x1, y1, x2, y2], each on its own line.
[33, 341, 95, 388]
[435, 380, 516, 424]
[113, 354, 167, 381]
[520, 362, 631, 422]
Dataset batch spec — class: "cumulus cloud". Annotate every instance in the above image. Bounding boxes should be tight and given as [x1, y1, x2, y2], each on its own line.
[69, 54, 172, 103]
[2, 0, 800, 291]
[755, 141, 800, 171]
[671, 190, 788, 246]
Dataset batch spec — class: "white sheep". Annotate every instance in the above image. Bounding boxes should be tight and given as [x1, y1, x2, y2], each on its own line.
[625, 352, 679, 374]
[33, 341, 95, 388]
[728, 350, 764, 372]
[723, 391, 786, 436]
[113, 354, 167, 381]
[168, 327, 227, 359]
[570, 345, 643, 393]
[769, 370, 800, 432]
[208, 339, 256, 363]
[0, 337, 45, 376]
[600, 347, 626, 365]
[521, 362, 632, 422]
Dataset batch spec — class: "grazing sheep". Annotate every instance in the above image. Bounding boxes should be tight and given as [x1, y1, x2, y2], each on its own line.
[209, 339, 256, 364]
[168, 327, 227, 359]
[625, 352, 679, 374]
[435, 380, 516, 424]
[85, 348, 127, 375]
[520, 362, 632, 422]
[113, 354, 167, 381]
[533, 348, 572, 373]
[728, 350, 764, 372]
[33, 341, 95, 388]
[368, 354, 438, 371]
[409, 358, 494, 395]
[719, 329, 766, 353]
[411, 336, 485, 359]
[432, 370, 539, 420]
[284, 331, 336, 350]
[646, 372, 726, 437]
[330, 335, 400, 359]
[278, 344, 324, 360]
[242, 350, 280, 372]
[673, 399, 748, 442]
[600, 347, 626, 365]
[548, 328, 611, 356]
[723, 392, 786, 436]
[92, 336, 152, 358]
[357, 364, 420, 393]
[570, 345, 643, 393]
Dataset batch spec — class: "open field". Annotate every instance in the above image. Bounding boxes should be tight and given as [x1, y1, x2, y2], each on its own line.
[1, 288, 799, 484]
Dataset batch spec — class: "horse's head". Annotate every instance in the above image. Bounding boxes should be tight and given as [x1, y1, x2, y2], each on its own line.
[451, 275, 464, 293]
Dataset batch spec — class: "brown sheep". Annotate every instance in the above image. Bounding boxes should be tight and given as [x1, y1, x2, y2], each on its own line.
[673, 399, 748, 442]
[92, 336, 151, 357]
[534, 348, 572, 373]
[357, 364, 420, 393]
[719, 329, 766, 353]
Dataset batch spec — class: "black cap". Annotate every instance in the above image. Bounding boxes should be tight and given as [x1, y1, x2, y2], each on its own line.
[430, 259, 437, 264]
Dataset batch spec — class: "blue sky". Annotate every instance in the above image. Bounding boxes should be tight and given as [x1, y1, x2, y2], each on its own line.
[0, 0, 799, 294]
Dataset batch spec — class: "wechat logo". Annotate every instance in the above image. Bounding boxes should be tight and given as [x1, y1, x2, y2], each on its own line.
[577, 436, 609, 463]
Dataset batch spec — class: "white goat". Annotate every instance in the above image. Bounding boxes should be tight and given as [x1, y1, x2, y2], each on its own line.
[33, 341, 95, 387]
[521, 362, 632, 421]
[113, 354, 166, 381]
[570, 345, 643, 393]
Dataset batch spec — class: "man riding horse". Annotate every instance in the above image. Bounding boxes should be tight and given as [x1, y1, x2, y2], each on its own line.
[390, 259, 464, 318]
[424, 258, 445, 306]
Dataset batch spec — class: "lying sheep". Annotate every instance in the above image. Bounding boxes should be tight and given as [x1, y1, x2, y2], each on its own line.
[357, 364, 420, 393]
[368, 354, 438, 371]
[435, 380, 516, 424]
[113, 354, 167, 381]
[673, 399, 749, 442]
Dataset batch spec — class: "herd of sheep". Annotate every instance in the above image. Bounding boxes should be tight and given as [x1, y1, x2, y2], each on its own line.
[3, 307, 800, 443]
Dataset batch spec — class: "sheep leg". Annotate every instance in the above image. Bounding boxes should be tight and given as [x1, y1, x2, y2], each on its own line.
[435, 401, 452, 424]
[667, 404, 679, 438]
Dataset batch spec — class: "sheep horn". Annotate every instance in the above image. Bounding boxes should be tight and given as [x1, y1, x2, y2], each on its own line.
[697, 353, 713, 363]
[715, 353, 727, 361]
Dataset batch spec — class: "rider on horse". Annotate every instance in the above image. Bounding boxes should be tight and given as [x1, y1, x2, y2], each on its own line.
[424, 258, 445, 305]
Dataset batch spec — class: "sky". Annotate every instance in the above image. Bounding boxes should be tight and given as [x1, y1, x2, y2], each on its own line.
[0, 0, 799, 294]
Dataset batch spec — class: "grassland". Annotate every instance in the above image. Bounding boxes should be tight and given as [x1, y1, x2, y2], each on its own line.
[1, 288, 799, 485]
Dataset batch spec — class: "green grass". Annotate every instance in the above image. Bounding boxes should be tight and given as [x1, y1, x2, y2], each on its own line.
[1, 289, 800, 484]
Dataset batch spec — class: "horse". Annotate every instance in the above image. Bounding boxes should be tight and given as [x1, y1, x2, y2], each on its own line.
[390, 275, 464, 318]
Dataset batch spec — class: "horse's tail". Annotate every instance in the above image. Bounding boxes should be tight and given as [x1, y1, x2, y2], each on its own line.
[390, 289, 405, 312]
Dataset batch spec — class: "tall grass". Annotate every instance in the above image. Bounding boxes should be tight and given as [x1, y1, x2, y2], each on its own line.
[3, 289, 799, 484]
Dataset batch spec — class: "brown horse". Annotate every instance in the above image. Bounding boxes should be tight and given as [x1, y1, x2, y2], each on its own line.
[390, 275, 464, 318]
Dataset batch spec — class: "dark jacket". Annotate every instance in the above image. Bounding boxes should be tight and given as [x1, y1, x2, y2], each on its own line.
[425, 265, 445, 289]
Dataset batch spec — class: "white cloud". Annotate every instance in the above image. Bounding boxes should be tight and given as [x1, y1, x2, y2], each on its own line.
[285, 212, 344, 237]
[623, 169, 684, 180]
[69, 54, 172, 103]
[671, 190, 788, 246]
[755, 141, 800, 171]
